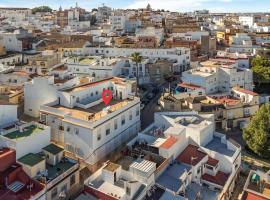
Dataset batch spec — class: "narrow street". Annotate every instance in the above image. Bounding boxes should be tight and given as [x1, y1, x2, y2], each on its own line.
[140, 89, 162, 130]
[140, 80, 178, 130]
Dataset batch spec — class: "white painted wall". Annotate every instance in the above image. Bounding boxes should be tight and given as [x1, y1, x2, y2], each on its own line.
[24, 76, 58, 117]
[0, 104, 17, 127]
[0, 122, 50, 159]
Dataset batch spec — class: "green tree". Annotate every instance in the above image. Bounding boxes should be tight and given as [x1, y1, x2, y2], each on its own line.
[252, 56, 270, 86]
[32, 6, 52, 14]
[131, 52, 142, 96]
[243, 104, 270, 159]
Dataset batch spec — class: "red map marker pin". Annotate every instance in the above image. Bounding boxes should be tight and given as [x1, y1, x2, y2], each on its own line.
[102, 90, 113, 106]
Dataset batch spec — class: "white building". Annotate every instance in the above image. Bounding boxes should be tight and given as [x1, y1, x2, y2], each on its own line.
[0, 29, 33, 52]
[109, 15, 127, 32]
[84, 160, 154, 200]
[66, 56, 124, 78]
[0, 53, 22, 66]
[0, 8, 32, 22]
[172, 31, 209, 41]
[239, 16, 254, 28]
[39, 77, 140, 166]
[228, 33, 253, 54]
[135, 27, 165, 46]
[129, 112, 241, 200]
[216, 51, 251, 68]
[24, 76, 80, 117]
[80, 47, 190, 72]
[125, 17, 141, 33]
[0, 71, 30, 87]
[96, 5, 112, 23]
[0, 121, 50, 159]
[0, 100, 17, 128]
[182, 59, 253, 94]
[68, 21, 91, 32]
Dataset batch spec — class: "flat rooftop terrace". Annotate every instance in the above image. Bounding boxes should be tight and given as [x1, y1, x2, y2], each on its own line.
[156, 162, 191, 193]
[90, 178, 125, 199]
[4, 125, 44, 140]
[204, 136, 235, 157]
[51, 98, 133, 122]
[46, 160, 77, 181]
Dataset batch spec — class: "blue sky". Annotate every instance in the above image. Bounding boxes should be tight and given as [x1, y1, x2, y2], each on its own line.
[0, 0, 269, 12]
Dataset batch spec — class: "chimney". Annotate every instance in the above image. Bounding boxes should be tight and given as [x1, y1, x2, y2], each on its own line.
[19, 126, 24, 133]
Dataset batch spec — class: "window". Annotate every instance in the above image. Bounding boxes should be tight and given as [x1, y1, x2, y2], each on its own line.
[66, 126, 70, 132]
[70, 174, 76, 186]
[61, 184, 67, 193]
[106, 128, 110, 135]
[121, 115, 125, 125]
[197, 168, 201, 174]
[129, 111, 132, 120]
[235, 163, 239, 169]
[136, 107, 140, 116]
[97, 133, 101, 141]
[51, 187, 57, 199]
[114, 119, 118, 130]
[126, 186, 131, 196]
[74, 128, 79, 135]
[206, 165, 213, 170]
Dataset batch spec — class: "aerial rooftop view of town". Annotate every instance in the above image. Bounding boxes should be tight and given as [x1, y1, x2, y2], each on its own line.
[0, 0, 270, 199]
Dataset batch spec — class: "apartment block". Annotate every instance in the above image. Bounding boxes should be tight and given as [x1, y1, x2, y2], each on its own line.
[39, 77, 140, 168]
[182, 59, 253, 94]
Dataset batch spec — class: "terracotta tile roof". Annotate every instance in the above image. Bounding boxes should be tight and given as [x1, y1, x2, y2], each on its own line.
[0, 147, 15, 158]
[11, 71, 30, 77]
[0, 100, 15, 105]
[160, 136, 178, 149]
[233, 87, 259, 96]
[206, 157, 219, 167]
[179, 82, 201, 90]
[242, 191, 269, 200]
[215, 96, 240, 106]
[202, 171, 229, 186]
[177, 144, 207, 166]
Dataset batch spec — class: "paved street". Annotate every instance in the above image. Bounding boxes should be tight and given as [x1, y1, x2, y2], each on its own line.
[140, 80, 179, 130]
[140, 89, 162, 130]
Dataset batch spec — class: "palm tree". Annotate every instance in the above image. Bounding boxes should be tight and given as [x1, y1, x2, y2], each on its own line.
[131, 52, 142, 96]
